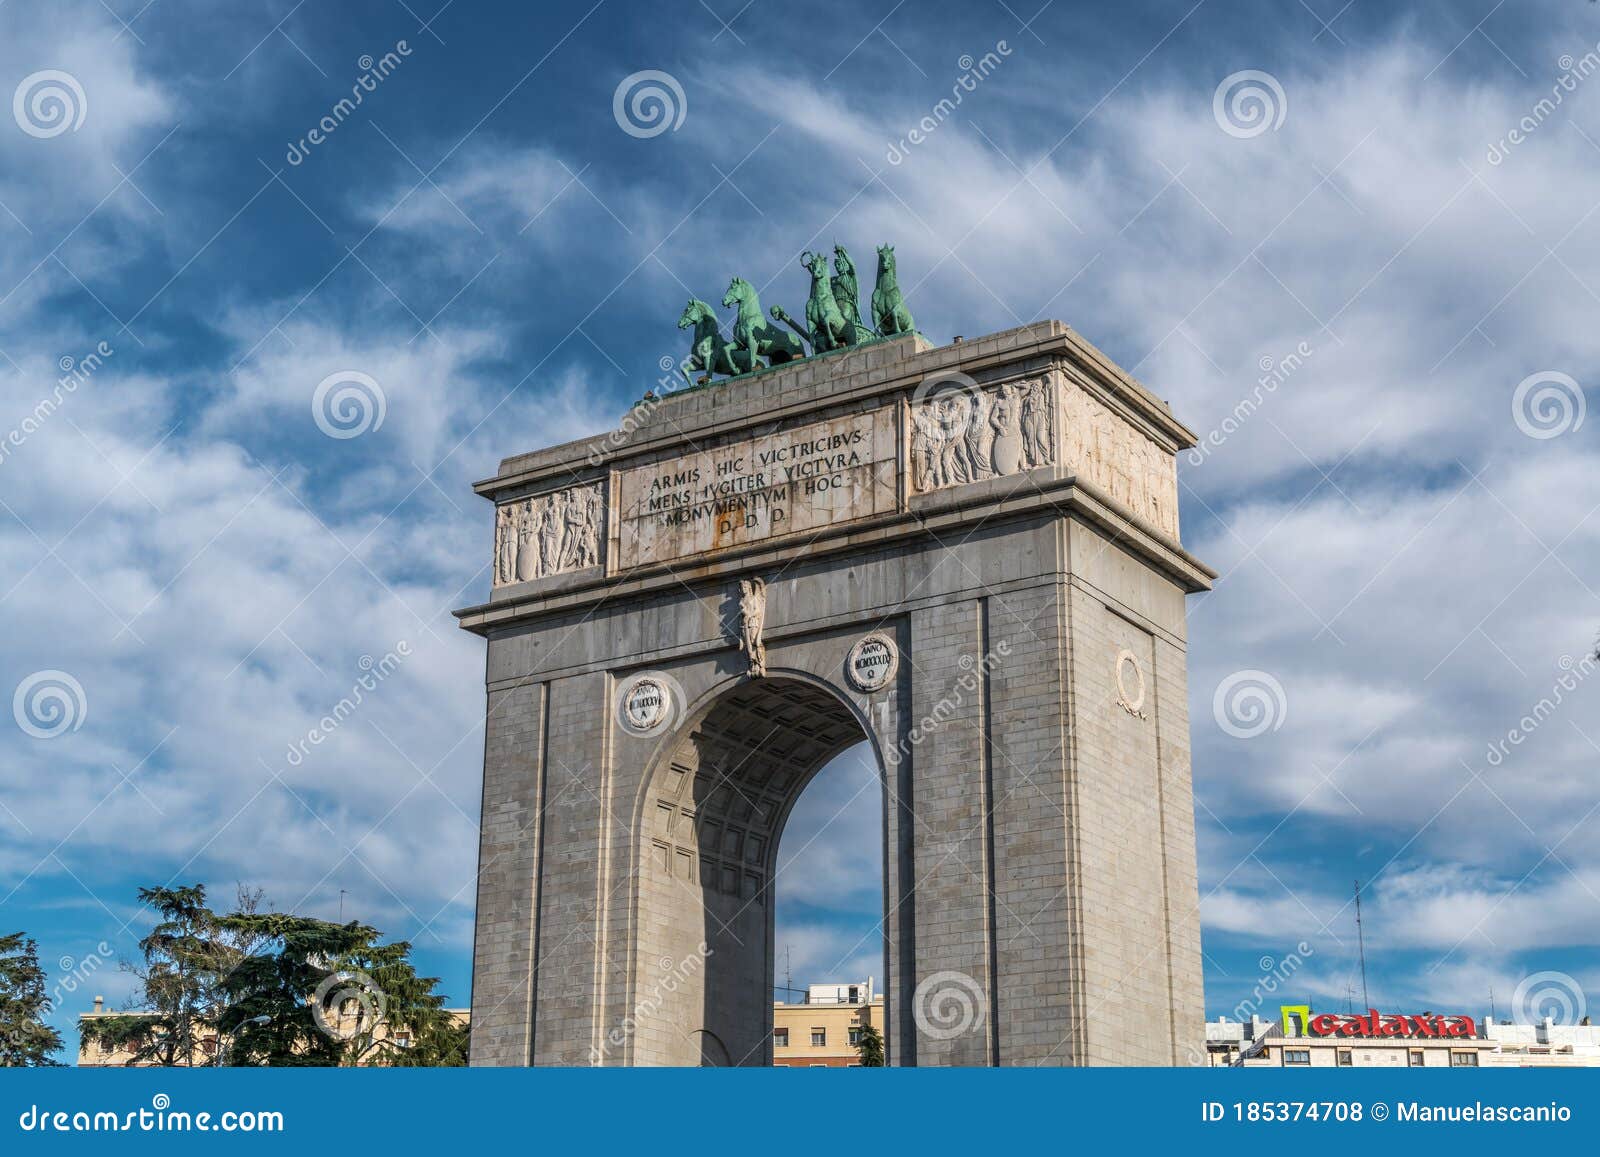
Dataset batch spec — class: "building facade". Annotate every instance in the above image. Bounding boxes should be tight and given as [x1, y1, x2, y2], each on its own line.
[1204, 1008, 1600, 1068]
[773, 983, 883, 1067]
[76, 995, 469, 1067]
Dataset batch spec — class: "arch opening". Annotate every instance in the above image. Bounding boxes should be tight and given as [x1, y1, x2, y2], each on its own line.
[772, 742, 885, 1067]
[631, 676, 885, 1067]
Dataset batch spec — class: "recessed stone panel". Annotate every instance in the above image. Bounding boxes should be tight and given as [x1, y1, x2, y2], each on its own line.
[615, 408, 899, 569]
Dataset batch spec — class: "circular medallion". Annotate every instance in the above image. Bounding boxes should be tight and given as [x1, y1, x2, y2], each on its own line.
[1115, 648, 1147, 717]
[622, 677, 671, 733]
[847, 633, 898, 692]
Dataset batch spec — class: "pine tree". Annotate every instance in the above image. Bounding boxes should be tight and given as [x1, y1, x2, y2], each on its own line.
[78, 884, 466, 1067]
[0, 932, 64, 1066]
[856, 1020, 885, 1066]
[78, 884, 265, 1066]
[218, 913, 466, 1066]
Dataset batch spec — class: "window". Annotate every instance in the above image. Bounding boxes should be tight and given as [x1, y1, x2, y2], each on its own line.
[1284, 1049, 1311, 1066]
[393, 1032, 411, 1048]
[773, 1028, 788, 1048]
[1408, 1050, 1425, 1067]
[848, 987, 859, 1003]
[848, 1028, 861, 1047]
[1450, 1051, 1479, 1067]
[811, 1029, 826, 1047]
[1336, 1050, 1351, 1066]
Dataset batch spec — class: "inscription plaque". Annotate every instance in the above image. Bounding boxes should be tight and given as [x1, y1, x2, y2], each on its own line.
[622, 676, 670, 733]
[846, 633, 898, 692]
[616, 409, 898, 569]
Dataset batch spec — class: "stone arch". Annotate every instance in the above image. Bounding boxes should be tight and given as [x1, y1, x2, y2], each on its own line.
[690, 1029, 731, 1067]
[462, 322, 1213, 1068]
[627, 672, 884, 1066]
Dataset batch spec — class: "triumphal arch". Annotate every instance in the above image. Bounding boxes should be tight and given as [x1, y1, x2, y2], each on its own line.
[457, 316, 1214, 1066]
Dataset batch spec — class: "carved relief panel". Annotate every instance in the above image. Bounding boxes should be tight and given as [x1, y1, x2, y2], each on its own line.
[907, 368, 1180, 541]
[909, 374, 1056, 493]
[1059, 385, 1179, 540]
[493, 483, 605, 587]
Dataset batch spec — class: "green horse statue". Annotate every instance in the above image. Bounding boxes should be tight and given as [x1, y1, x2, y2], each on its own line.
[872, 243, 915, 337]
[723, 276, 804, 373]
[830, 244, 874, 344]
[770, 250, 851, 354]
[677, 297, 738, 386]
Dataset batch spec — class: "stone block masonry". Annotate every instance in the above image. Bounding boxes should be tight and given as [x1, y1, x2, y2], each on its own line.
[456, 321, 1215, 1066]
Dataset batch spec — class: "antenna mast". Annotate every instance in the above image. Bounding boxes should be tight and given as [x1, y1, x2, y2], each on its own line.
[1354, 879, 1370, 1009]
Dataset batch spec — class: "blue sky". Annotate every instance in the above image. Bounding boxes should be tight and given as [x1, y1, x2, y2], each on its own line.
[2, 0, 1598, 1061]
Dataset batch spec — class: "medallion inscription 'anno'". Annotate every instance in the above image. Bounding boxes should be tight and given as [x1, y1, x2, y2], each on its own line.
[847, 633, 898, 692]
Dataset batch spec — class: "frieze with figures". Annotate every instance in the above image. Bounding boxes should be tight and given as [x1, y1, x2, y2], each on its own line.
[494, 484, 604, 587]
[910, 375, 1056, 493]
[1059, 384, 1180, 540]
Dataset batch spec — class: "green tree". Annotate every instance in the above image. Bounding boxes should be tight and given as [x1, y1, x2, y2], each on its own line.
[79, 884, 265, 1066]
[218, 912, 465, 1067]
[0, 932, 64, 1066]
[856, 1020, 885, 1067]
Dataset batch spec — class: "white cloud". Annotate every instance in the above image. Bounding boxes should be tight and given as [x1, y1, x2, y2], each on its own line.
[0, 3, 173, 307]
[361, 142, 581, 235]
[773, 746, 885, 988]
[775, 745, 882, 912]
[0, 294, 624, 955]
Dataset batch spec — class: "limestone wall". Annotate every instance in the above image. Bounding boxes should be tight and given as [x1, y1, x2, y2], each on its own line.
[460, 321, 1212, 1067]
